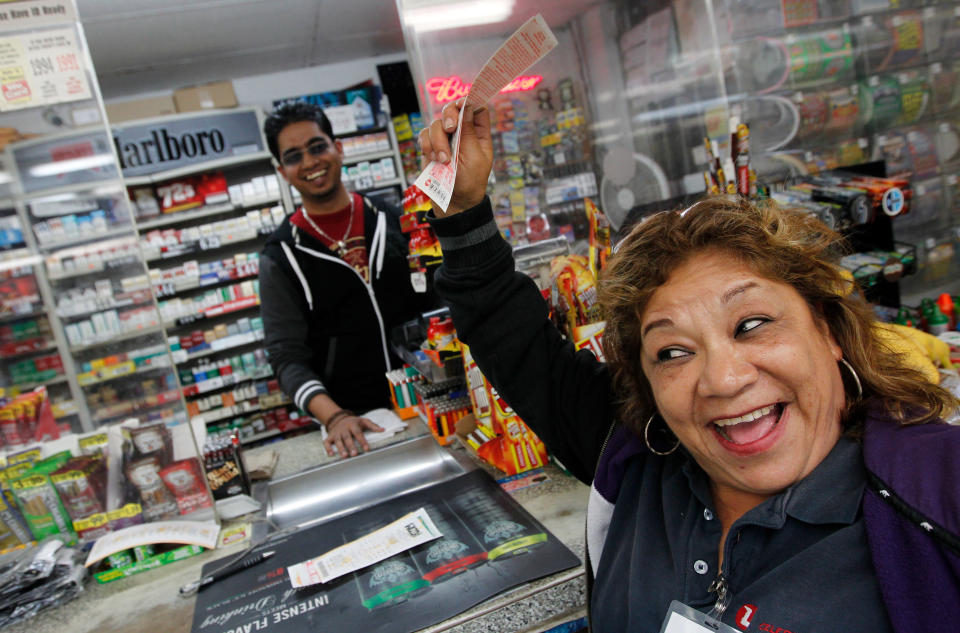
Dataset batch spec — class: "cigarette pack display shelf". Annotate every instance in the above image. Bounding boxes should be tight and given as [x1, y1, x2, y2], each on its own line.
[6, 374, 69, 393]
[55, 292, 152, 321]
[239, 427, 287, 446]
[135, 195, 280, 231]
[162, 296, 260, 329]
[111, 108, 292, 441]
[0, 308, 46, 324]
[182, 367, 273, 397]
[171, 329, 265, 363]
[15, 179, 129, 203]
[2, 127, 187, 434]
[67, 324, 164, 354]
[154, 264, 259, 299]
[343, 148, 397, 164]
[122, 151, 275, 188]
[76, 358, 171, 388]
[191, 397, 292, 426]
[141, 231, 263, 263]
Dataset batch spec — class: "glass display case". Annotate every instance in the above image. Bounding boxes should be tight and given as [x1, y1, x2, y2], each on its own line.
[396, 0, 960, 305]
[0, 0, 213, 547]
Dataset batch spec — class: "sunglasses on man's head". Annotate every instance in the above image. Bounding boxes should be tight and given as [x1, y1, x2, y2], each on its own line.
[280, 140, 332, 167]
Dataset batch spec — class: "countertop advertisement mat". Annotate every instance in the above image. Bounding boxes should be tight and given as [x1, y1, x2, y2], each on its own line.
[190, 469, 581, 633]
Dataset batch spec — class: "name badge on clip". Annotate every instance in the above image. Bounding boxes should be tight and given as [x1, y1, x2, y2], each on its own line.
[659, 601, 741, 633]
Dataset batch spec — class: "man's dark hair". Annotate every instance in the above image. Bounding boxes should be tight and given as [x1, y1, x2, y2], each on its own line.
[264, 101, 335, 162]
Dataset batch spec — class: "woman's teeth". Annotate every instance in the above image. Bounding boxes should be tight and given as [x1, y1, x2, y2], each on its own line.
[712, 404, 781, 445]
[713, 404, 777, 427]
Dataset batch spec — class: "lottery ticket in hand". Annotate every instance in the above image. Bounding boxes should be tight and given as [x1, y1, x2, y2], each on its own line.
[415, 14, 559, 212]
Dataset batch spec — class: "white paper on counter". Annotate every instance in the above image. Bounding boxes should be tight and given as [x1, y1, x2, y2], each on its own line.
[288, 507, 442, 588]
[415, 14, 558, 212]
[85, 520, 220, 567]
[320, 408, 408, 450]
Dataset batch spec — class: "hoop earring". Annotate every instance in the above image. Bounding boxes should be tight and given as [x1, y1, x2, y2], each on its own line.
[644, 413, 679, 456]
[839, 358, 863, 399]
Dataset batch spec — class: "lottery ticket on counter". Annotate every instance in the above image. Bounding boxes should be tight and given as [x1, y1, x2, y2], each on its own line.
[415, 14, 558, 212]
[287, 507, 441, 588]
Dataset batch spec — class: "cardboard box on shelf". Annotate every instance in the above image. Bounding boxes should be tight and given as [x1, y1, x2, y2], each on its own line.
[105, 95, 177, 123]
[173, 81, 238, 112]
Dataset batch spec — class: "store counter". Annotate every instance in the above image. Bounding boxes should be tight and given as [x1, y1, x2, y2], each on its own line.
[26, 420, 589, 633]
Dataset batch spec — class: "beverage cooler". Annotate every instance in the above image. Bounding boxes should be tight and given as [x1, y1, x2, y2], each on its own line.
[395, 0, 960, 307]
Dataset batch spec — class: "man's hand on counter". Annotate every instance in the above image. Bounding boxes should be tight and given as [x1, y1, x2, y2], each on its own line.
[308, 393, 384, 458]
[325, 413, 383, 458]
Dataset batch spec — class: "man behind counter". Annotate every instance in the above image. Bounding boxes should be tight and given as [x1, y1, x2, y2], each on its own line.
[259, 101, 437, 458]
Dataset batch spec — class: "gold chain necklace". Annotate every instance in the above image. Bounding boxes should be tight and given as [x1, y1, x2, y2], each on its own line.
[300, 194, 356, 256]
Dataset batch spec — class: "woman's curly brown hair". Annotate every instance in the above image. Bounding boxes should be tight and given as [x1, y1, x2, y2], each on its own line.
[597, 195, 956, 435]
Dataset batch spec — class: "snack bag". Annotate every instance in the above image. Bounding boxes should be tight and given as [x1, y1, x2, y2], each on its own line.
[484, 383, 548, 475]
[6, 447, 41, 466]
[10, 468, 76, 543]
[125, 457, 179, 521]
[585, 198, 611, 280]
[50, 456, 109, 540]
[0, 485, 32, 548]
[78, 432, 109, 459]
[159, 458, 212, 515]
[128, 422, 173, 465]
[550, 255, 601, 336]
[573, 321, 607, 362]
[461, 343, 493, 424]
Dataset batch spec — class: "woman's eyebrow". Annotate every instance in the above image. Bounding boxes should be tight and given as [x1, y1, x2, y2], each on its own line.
[642, 318, 673, 338]
[722, 281, 759, 305]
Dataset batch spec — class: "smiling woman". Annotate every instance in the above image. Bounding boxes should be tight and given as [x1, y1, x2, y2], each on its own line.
[601, 197, 954, 437]
[419, 100, 960, 633]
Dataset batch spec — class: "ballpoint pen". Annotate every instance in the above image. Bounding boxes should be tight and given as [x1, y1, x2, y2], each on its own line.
[179, 549, 276, 596]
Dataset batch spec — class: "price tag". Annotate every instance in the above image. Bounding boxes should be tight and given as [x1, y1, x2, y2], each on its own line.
[74, 513, 108, 532]
[79, 433, 108, 451]
[410, 271, 427, 293]
[51, 469, 83, 483]
[107, 503, 142, 521]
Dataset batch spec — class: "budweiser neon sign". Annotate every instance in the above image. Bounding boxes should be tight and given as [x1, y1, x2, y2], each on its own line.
[425, 75, 544, 103]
